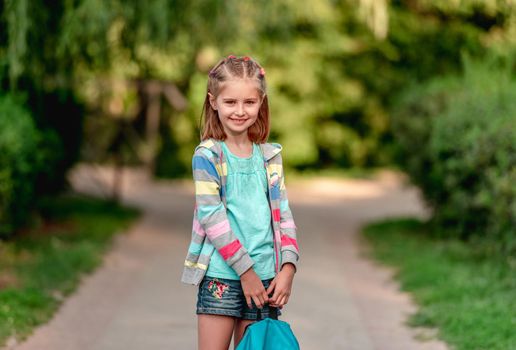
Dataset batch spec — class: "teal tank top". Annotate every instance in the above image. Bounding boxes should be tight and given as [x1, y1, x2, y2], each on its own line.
[206, 141, 276, 280]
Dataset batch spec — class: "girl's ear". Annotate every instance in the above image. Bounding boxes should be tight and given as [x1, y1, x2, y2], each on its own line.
[208, 93, 217, 110]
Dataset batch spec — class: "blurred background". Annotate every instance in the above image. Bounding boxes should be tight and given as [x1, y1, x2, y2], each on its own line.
[0, 1, 515, 349]
[2, 0, 516, 233]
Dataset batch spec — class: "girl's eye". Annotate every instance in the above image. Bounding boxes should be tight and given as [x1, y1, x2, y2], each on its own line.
[225, 101, 235, 105]
[246, 101, 256, 105]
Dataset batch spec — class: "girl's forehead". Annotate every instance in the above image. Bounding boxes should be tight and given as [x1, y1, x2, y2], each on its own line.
[217, 79, 262, 98]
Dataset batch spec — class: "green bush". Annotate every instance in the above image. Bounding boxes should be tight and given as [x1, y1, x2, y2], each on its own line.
[28, 88, 84, 194]
[391, 56, 516, 254]
[0, 94, 39, 238]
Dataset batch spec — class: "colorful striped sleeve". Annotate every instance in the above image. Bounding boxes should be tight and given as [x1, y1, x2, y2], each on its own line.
[276, 154, 300, 270]
[192, 149, 255, 276]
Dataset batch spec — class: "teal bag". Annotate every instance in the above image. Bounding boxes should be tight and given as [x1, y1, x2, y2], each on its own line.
[236, 306, 300, 350]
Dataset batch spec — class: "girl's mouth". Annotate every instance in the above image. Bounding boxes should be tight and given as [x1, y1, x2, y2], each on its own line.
[229, 118, 248, 125]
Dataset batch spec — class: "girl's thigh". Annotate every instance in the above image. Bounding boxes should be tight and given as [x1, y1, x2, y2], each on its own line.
[198, 314, 235, 350]
[234, 319, 254, 347]
[197, 277, 243, 350]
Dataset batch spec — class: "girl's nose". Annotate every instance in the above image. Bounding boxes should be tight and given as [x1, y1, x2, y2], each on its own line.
[236, 103, 245, 116]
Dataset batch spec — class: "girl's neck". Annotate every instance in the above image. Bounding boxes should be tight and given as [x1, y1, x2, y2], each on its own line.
[224, 134, 252, 147]
[223, 134, 253, 158]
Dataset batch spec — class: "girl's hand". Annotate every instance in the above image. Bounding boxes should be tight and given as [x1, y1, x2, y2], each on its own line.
[240, 268, 269, 309]
[267, 263, 295, 307]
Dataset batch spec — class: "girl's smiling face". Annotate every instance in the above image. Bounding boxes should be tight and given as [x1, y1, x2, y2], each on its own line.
[209, 79, 263, 138]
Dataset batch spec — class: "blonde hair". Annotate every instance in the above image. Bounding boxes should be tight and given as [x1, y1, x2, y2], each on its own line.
[199, 55, 270, 143]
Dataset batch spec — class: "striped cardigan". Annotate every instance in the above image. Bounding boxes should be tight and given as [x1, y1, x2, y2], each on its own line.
[181, 138, 299, 285]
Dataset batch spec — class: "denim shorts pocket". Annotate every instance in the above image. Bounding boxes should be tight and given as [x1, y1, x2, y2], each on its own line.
[196, 277, 243, 318]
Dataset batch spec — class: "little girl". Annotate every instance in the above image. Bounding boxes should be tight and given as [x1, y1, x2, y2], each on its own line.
[181, 55, 300, 350]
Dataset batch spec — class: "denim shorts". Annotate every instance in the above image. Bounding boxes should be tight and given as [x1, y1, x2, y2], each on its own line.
[196, 276, 281, 320]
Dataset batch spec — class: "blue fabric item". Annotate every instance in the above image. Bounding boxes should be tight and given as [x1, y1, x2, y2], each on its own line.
[236, 312, 300, 350]
[192, 155, 219, 178]
[206, 142, 275, 280]
[270, 185, 281, 200]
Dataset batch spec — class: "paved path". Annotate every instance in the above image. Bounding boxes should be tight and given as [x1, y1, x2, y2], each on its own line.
[10, 165, 448, 350]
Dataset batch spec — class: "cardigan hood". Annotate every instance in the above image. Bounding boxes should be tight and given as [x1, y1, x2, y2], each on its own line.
[195, 138, 283, 162]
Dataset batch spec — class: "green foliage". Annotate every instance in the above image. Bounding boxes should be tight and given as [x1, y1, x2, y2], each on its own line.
[0, 94, 39, 238]
[28, 88, 85, 194]
[2, 0, 516, 178]
[357, 5, 485, 97]
[168, 0, 511, 174]
[2, 0, 29, 88]
[0, 89, 84, 237]
[363, 218, 516, 350]
[1, 0, 87, 207]
[392, 55, 516, 253]
[154, 119, 189, 178]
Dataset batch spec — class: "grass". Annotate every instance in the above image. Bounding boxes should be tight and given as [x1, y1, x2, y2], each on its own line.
[362, 218, 516, 350]
[0, 193, 140, 346]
